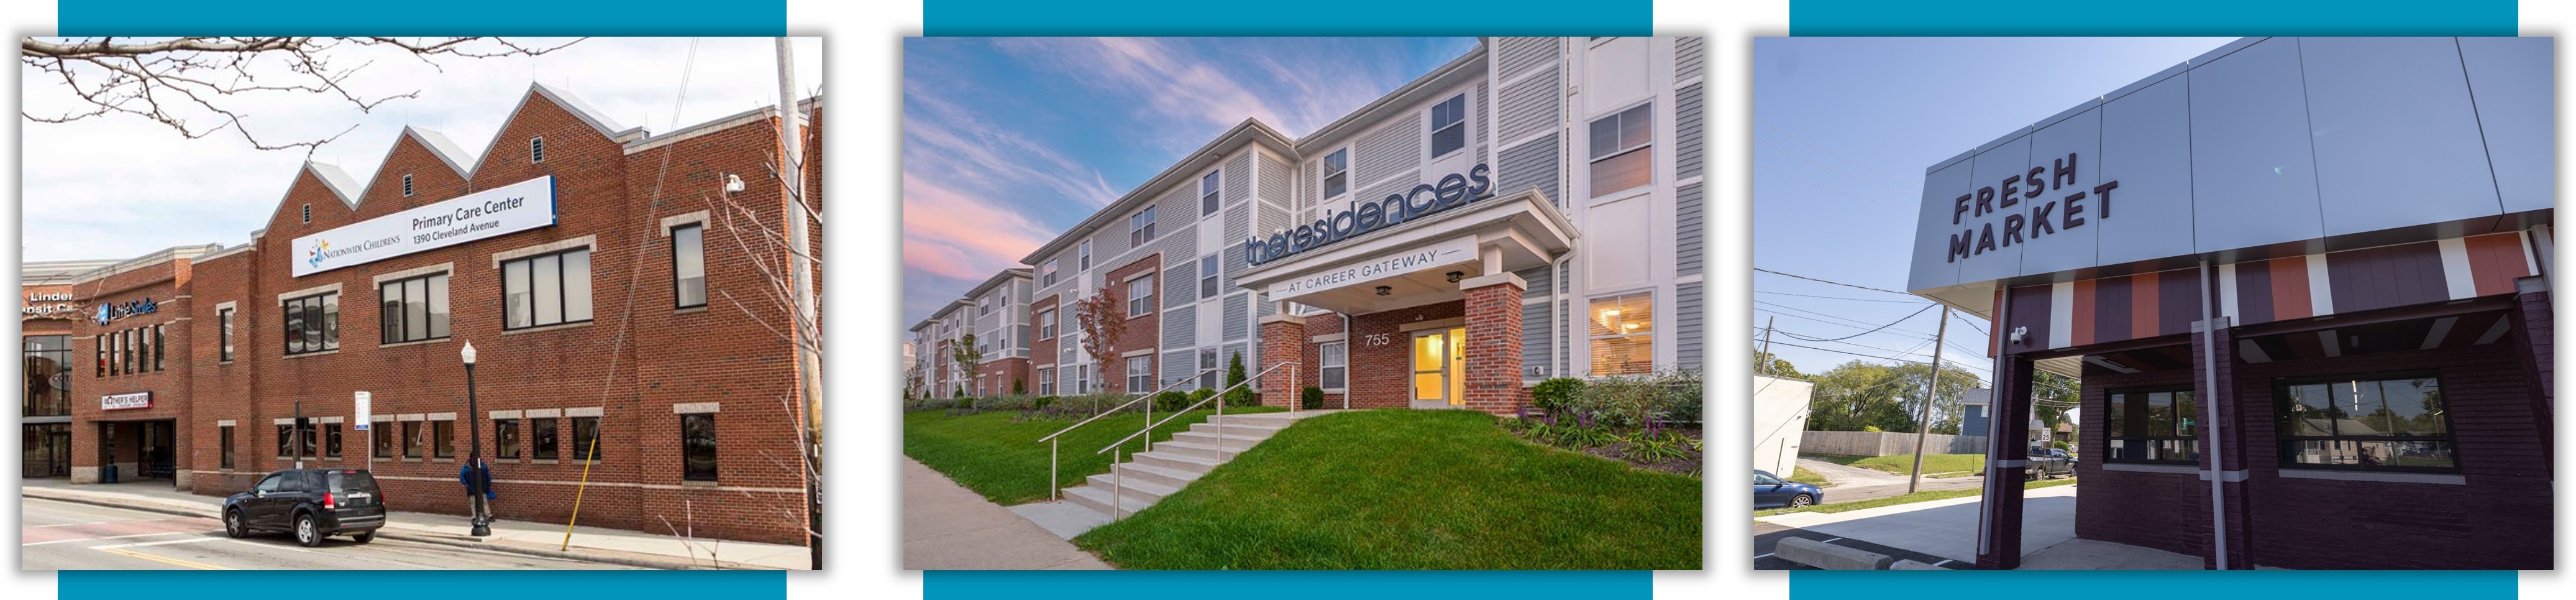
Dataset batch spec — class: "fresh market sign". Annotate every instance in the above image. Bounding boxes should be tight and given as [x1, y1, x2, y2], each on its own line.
[292, 175, 557, 277]
[103, 392, 152, 410]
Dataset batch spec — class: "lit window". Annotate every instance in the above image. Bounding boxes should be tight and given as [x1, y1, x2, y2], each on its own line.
[503, 248, 593, 330]
[2106, 386, 2196, 464]
[2277, 374, 2455, 473]
[1130, 205, 1158, 247]
[681, 413, 717, 481]
[1588, 103, 1653, 196]
[1128, 274, 1157, 317]
[283, 292, 340, 355]
[1320, 342, 1348, 390]
[1202, 170, 1222, 216]
[674, 224, 707, 308]
[1430, 93, 1468, 158]
[1322, 149, 1349, 200]
[379, 272, 452, 344]
[1587, 292, 1654, 375]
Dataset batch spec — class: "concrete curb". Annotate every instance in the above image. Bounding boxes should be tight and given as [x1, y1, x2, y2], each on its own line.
[22, 490, 769, 571]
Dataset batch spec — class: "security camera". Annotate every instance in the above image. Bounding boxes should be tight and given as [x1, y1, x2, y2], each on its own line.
[723, 173, 746, 193]
[2009, 326, 2029, 345]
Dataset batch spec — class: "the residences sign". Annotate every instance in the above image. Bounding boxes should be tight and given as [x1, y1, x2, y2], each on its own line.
[1263, 236, 1476, 299]
[291, 175, 557, 277]
[103, 392, 151, 410]
[1246, 164, 1492, 266]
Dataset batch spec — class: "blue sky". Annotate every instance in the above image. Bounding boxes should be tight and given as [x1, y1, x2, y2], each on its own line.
[1752, 37, 2234, 386]
[900, 37, 1479, 325]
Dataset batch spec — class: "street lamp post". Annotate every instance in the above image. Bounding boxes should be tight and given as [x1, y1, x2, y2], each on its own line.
[463, 343, 489, 537]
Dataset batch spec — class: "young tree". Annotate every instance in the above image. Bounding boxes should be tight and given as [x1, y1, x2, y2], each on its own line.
[1223, 351, 1253, 407]
[1071, 287, 1126, 393]
[950, 333, 983, 395]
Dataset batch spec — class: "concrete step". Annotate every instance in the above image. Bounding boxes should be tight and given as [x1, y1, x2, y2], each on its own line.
[1130, 451, 1223, 474]
[1153, 440, 1246, 461]
[1060, 484, 1144, 519]
[1186, 422, 1284, 439]
[1207, 413, 1304, 426]
[1112, 461, 1206, 488]
[1167, 432, 1267, 450]
[1084, 473, 1182, 504]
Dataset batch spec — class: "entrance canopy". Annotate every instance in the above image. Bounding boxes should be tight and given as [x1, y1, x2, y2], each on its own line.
[1233, 188, 1577, 315]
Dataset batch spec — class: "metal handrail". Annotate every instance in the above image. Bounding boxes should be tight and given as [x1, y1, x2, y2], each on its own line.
[1096, 361, 1298, 455]
[1039, 367, 1215, 501]
[1095, 360, 1298, 520]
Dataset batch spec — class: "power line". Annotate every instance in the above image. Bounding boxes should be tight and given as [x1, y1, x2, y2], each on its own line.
[1756, 119, 1922, 188]
[1755, 290, 1932, 304]
[1777, 303, 1935, 342]
[1755, 268, 1914, 295]
[1758, 164, 1910, 209]
[1755, 302, 1943, 338]
[1760, 331, 1942, 362]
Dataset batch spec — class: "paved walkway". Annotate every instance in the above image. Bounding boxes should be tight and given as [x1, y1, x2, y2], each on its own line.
[22, 479, 808, 570]
[902, 458, 1110, 570]
[1756, 484, 2079, 565]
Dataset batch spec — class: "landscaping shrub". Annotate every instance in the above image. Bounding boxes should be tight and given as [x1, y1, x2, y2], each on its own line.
[1223, 353, 1256, 407]
[1189, 388, 1217, 407]
[1302, 386, 1324, 410]
[1531, 377, 1584, 415]
[1154, 390, 1190, 413]
[1013, 378, 1026, 394]
[2052, 440, 2071, 451]
[1653, 369, 1703, 423]
[1032, 395, 1057, 410]
[1570, 376, 1656, 428]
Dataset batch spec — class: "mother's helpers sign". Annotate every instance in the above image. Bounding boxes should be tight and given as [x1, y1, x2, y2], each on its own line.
[291, 175, 557, 277]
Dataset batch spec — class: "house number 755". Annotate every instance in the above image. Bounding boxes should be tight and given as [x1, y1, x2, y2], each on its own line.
[1363, 333, 1393, 347]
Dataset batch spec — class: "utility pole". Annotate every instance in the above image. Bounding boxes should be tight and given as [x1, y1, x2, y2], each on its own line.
[775, 36, 823, 572]
[1757, 316, 1777, 376]
[1907, 306, 1952, 494]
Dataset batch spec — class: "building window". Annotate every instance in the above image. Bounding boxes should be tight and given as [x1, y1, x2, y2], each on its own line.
[570, 416, 601, 461]
[432, 420, 455, 459]
[1129, 205, 1158, 247]
[153, 325, 163, 371]
[277, 424, 293, 458]
[324, 423, 343, 459]
[1201, 170, 1222, 216]
[1589, 103, 1654, 197]
[2105, 386, 2196, 464]
[503, 247, 594, 330]
[220, 425, 235, 470]
[1322, 148, 1350, 200]
[373, 425, 393, 458]
[24, 336, 73, 418]
[219, 308, 234, 362]
[1041, 259, 1060, 287]
[2277, 373, 2456, 473]
[131, 328, 145, 374]
[1126, 357, 1153, 393]
[1038, 308, 1057, 339]
[1038, 367, 1056, 395]
[681, 413, 717, 482]
[1430, 93, 1468, 158]
[673, 223, 707, 309]
[495, 418, 521, 459]
[1079, 240, 1092, 271]
[291, 421, 317, 459]
[283, 292, 340, 355]
[94, 335, 104, 377]
[301, 203, 311, 224]
[403, 173, 414, 196]
[531, 137, 546, 163]
[1199, 255, 1220, 299]
[980, 298, 992, 316]
[401, 421, 421, 459]
[1128, 274, 1156, 317]
[1198, 349, 1220, 390]
[532, 417, 559, 460]
[1075, 364, 1092, 394]
[1587, 292, 1654, 376]
[1320, 342, 1348, 390]
[380, 272, 452, 344]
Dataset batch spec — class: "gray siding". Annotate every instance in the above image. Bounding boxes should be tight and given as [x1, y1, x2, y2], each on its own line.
[1088, 227, 1127, 272]
[1678, 183, 1704, 277]
[1164, 257, 1198, 307]
[1516, 264, 1553, 298]
[1223, 292, 1249, 341]
[1676, 284, 1704, 369]
[1676, 37, 1705, 81]
[1259, 154, 1292, 205]
[1523, 301, 1552, 377]
[1353, 113, 1422, 185]
[1676, 82, 1704, 182]
[1223, 203, 1249, 245]
[1162, 304, 1197, 349]
[1474, 81, 1491, 154]
[1160, 349, 1194, 390]
[1223, 154, 1253, 205]
[1495, 37, 1557, 81]
[1354, 172, 1420, 213]
[1496, 132, 1561, 205]
[1497, 67, 1561, 144]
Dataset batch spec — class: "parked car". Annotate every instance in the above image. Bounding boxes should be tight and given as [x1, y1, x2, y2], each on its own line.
[2026, 446, 2075, 480]
[1755, 470, 1822, 509]
[222, 468, 386, 547]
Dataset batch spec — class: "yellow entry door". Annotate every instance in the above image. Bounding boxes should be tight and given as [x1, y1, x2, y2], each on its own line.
[1410, 326, 1468, 409]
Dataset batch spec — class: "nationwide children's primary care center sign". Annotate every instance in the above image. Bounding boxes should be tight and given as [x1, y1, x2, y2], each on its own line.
[291, 175, 558, 277]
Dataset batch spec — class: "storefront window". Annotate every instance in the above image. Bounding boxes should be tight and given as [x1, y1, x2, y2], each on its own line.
[571, 416, 602, 461]
[1588, 292, 1655, 375]
[495, 418, 521, 459]
[2106, 386, 2196, 464]
[24, 336, 71, 417]
[682, 413, 718, 481]
[2277, 373, 2455, 473]
[532, 417, 559, 460]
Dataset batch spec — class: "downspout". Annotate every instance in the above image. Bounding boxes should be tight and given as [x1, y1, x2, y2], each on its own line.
[2196, 259, 2229, 570]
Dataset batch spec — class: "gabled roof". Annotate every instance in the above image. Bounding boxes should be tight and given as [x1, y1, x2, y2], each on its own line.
[404, 127, 475, 178]
[1016, 118, 1297, 264]
[963, 268, 1034, 299]
[293, 161, 365, 210]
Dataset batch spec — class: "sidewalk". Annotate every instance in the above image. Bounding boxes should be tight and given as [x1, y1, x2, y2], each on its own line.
[1756, 484, 2079, 565]
[902, 458, 1110, 570]
[22, 479, 808, 570]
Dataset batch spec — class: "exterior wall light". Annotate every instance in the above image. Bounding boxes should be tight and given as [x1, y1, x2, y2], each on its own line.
[1445, 271, 1464, 283]
[1376, 285, 1392, 296]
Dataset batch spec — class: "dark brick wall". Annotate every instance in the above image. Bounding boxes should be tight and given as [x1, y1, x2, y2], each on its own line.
[1344, 301, 1466, 410]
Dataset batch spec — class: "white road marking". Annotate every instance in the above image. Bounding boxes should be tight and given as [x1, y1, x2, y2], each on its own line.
[24, 530, 209, 547]
[93, 536, 229, 550]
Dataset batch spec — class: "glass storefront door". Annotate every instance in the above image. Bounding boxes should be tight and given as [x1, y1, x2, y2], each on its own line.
[1409, 326, 1468, 409]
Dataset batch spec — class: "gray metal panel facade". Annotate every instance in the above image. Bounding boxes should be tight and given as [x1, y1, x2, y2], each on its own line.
[2457, 36, 2555, 214]
[1164, 251, 1198, 307]
[2016, 106, 2101, 276]
[1517, 264, 1553, 298]
[1496, 37, 1556, 80]
[1354, 172, 1420, 214]
[1496, 132, 1561, 206]
[2187, 37, 2324, 253]
[1258, 154, 1292, 208]
[2298, 37, 2500, 236]
[1676, 283, 1702, 369]
[1223, 154, 1253, 203]
[1223, 292, 1249, 341]
[1161, 349, 1194, 389]
[1676, 83, 1704, 182]
[1906, 161, 1973, 291]
[1523, 300, 1552, 376]
[1223, 203, 1249, 245]
[1354, 113, 1423, 185]
[1678, 182, 1704, 277]
[1677, 37, 1705, 82]
[1957, 134, 2032, 284]
[2094, 73, 2197, 269]
[1162, 304, 1196, 349]
[1497, 67, 1562, 144]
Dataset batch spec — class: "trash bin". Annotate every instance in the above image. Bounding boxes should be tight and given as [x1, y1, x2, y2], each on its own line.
[101, 464, 118, 484]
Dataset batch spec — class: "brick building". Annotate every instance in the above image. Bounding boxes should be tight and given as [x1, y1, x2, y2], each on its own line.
[1906, 37, 2552, 570]
[21, 83, 822, 547]
[911, 37, 1707, 414]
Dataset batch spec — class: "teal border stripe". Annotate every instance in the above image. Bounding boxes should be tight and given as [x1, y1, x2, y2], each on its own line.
[63, 571, 783, 598]
[929, 570, 1652, 599]
[924, 0, 1650, 36]
[1788, 0, 2516, 36]
[920, 2, 1656, 599]
[57, 0, 785, 35]
[1790, 1, 2518, 597]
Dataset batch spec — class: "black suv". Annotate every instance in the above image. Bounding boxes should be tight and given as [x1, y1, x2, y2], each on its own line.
[222, 468, 386, 547]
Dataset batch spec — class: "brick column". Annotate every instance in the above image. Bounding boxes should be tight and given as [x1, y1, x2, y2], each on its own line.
[1975, 354, 2034, 570]
[1460, 274, 1528, 415]
[1259, 314, 1307, 408]
[2192, 316, 2252, 570]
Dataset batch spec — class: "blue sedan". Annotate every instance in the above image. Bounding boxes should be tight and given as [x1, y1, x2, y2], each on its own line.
[1755, 470, 1822, 509]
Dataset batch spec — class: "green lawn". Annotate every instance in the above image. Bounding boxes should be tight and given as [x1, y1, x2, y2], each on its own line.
[1756, 478, 2076, 516]
[1072, 410, 1701, 570]
[1832, 453, 1986, 476]
[1785, 469, 1830, 486]
[903, 406, 1284, 505]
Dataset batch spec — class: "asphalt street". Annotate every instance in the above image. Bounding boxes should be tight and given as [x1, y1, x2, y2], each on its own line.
[22, 497, 638, 570]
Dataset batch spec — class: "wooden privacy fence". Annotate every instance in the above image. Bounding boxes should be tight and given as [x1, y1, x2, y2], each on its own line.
[1800, 430, 1988, 457]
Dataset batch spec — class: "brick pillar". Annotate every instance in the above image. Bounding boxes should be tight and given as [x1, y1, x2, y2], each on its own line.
[2193, 316, 2252, 570]
[1259, 314, 1307, 408]
[1975, 354, 2035, 570]
[1460, 274, 1528, 416]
